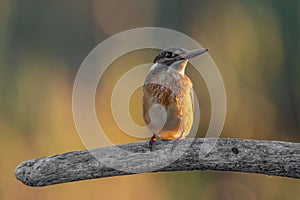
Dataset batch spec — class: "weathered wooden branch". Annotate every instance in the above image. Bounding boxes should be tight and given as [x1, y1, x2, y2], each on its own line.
[15, 138, 300, 187]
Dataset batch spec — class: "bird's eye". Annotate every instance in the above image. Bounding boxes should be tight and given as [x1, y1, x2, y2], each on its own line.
[165, 52, 172, 58]
[165, 51, 176, 58]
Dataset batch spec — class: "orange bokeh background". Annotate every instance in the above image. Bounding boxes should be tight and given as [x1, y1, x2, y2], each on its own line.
[1, 0, 300, 199]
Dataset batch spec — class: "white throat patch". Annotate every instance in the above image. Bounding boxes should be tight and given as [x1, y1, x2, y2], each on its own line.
[149, 63, 159, 72]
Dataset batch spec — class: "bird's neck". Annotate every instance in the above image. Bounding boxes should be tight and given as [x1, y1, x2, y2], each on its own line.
[170, 60, 188, 75]
[149, 60, 188, 75]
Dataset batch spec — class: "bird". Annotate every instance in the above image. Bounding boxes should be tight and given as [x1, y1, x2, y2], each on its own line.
[142, 47, 208, 150]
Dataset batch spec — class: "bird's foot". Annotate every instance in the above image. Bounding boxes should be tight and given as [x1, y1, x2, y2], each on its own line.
[149, 135, 157, 151]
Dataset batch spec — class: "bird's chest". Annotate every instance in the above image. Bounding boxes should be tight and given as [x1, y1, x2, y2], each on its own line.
[143, 69, 194, 139]
[145, 69, 192, 95]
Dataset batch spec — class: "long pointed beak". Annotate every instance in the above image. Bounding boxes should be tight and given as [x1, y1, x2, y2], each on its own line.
[180, 48, 208, 60]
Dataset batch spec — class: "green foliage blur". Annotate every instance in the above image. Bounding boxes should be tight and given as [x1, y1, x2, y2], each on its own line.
[0, 0, 300, 199]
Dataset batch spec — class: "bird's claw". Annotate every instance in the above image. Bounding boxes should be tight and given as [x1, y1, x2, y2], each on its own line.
[149, 135, 157, 151]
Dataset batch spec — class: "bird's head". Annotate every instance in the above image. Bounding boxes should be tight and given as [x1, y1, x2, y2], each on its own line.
[153, 47, 208, 74]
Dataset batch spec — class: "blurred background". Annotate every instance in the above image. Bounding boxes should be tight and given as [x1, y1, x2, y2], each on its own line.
[1, 0, 300, 199]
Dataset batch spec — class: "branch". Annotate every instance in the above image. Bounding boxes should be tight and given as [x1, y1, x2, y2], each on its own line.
[15, 138, 300, 187]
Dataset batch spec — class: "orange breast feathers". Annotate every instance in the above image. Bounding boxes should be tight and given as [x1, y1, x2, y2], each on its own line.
[142, 73, 194, 140]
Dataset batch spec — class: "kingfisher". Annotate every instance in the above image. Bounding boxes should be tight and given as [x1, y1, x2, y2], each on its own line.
[142, 47, 208, 150]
